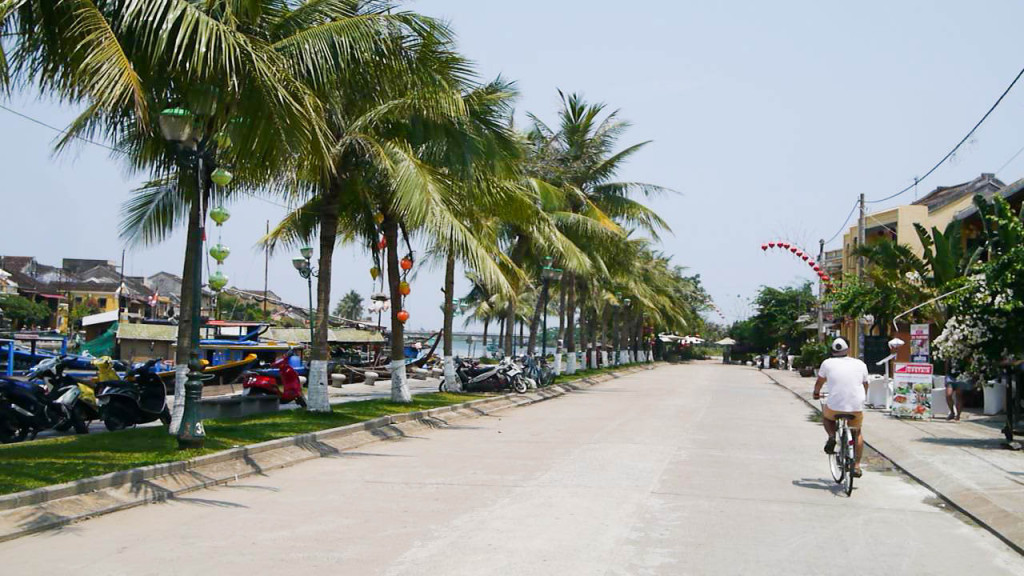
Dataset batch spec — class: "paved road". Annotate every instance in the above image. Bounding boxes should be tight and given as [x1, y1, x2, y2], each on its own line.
[2, 363, 1022, 575]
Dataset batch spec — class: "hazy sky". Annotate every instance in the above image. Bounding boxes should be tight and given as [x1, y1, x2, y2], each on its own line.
[5, 1, 1024, 329]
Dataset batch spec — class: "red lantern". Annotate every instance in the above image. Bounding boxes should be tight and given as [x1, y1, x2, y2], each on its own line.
[400, 257, 413, 271]
[802, 255, 809, 261]
[795, 250, 803, 257]
[789, 246, 798, 253]
[822, 274, 831, 282]
[808, 260, 816, 267]
[781, 242, 790, 249]
[813, 265, 821, 272]
[761, 244, 768, 251]
[397, 310, 409, 323]
[377, 236, 387, 250]
[768, 242, 776, 248]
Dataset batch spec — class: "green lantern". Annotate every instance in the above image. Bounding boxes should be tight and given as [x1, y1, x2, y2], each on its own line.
[211, 168, 233, 187]
[215, 131, 232, 150]
[208, 270, 229, 292]
[210, 206, 231, 226]
[209, 243, 231, 264]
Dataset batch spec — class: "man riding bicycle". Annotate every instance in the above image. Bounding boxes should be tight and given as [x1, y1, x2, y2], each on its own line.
[812, 338, 869, 478]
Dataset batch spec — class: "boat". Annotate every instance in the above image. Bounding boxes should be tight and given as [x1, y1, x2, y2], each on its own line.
[155, 354, 260, 391]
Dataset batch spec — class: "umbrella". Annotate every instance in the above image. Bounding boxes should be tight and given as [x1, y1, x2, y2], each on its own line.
[715, 338, 737, 346]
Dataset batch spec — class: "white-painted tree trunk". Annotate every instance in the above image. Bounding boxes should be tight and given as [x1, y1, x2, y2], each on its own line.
[566, 353, 577, 375]
[443, 355, 461, 392]
[169, 364, 188, 434]
[391, 360, 412, 402]
[601, 350, 608, 367]
[647, 350, 654, 362]
[590, 350, 597, 369]
[307, 360, 331, 412]
[553, 353, 562, 375]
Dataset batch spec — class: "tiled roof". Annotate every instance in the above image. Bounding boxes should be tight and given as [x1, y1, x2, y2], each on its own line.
[912, 173, 1004, 213]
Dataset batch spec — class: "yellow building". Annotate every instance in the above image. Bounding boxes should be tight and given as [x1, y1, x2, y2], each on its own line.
[836, 173, 1004, 358]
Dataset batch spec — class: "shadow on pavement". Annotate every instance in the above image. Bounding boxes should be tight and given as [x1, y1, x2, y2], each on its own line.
[918, 437, 1007, 450]
[792, 478, 846, 496]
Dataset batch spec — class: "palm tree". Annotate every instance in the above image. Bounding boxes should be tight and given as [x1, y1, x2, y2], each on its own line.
[333, 290, 364, 321]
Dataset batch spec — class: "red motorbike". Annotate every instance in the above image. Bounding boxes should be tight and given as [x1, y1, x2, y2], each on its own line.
[241, 353, 307, 407]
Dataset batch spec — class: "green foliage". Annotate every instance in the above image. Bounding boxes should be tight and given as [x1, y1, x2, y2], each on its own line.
[332, 289, 364, 320]
[798, 340, 829, 369]
[0, 295, 51, 328]
[216, 293, 269, 322]
[731, 283, 815, 352]
[69, 299, 101, 330]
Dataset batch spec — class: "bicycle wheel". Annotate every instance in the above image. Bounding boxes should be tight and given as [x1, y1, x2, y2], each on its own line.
[842, 427, 855, 496]
[828, 430, 844, 483]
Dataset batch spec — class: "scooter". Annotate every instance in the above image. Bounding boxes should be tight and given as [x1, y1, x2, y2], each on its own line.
[96, 359, 172, 431]
[30, 356, 104, 433]
[440, 357, 527, 394]
[0, 360, 87, 442]
[241, 352, 307, 407]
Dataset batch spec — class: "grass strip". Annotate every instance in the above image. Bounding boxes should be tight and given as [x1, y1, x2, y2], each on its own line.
[0, 392, 479, 496]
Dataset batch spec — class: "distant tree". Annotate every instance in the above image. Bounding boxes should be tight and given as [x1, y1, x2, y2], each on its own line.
[69, 299, 101, 331]
[216, 294, 269, 322]
[332, 290, 364, 321]
[730, 283, 815, 352]
[0, 295, 51, 329]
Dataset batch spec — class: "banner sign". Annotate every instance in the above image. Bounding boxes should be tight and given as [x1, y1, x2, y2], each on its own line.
[891, 362, 933, 419]
[910, 324, 930, 363]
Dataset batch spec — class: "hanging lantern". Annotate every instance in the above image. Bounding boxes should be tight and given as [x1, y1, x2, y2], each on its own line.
[397, 310, 410, 323]
[209, 243, 231, 264]
[768, 242, 776, 248]
[399, 281, 411, 296]
[400, 257, 413, 271]
[374, 212, 385, 225]
[802, 255, 809, 261]
[208, 270, 229, 292]
[808, 260, 816, 267]
[370, 266, 380, 280]
[377, 236, 387, 250]
[210, 206, 231, 226]
[813, 265, 821, 272]
[781, 242, 790, 249]
[211, 167, 233, 187]
[761, 244, 768, 251]
[822, 274, 831, 282]
[789, 246, 798, 253]
[215, 131, 232, 150]
[795, 250, 803, 257]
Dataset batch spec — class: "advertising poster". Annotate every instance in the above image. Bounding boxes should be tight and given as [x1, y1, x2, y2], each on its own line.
[891, 363, 933, 419]
[910, 324, 930, 363]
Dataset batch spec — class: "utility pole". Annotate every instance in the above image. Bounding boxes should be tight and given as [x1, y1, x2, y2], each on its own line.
[817, 238, 825, 343]
[263, 220, 269, 317]
[856, 193, 866, 358]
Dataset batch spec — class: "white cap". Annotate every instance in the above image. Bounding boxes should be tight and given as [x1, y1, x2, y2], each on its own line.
[831, 338, 849, 353]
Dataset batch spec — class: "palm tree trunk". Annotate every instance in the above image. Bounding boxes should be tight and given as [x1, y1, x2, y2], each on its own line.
[482, 318, 489, 347]
[503, 298, 516, 356]
[557, 286, 567, 341]
[564, 275, 577, 374]
[384, 215, 411, 402]
[442, 248, 460, 391]
[306, 184, 340, 412]
[171, 193, 203, 433]
[577, 294, 589, 368]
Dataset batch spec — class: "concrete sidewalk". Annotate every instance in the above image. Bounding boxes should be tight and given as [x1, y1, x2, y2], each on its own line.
[763, 367, 1024, 553]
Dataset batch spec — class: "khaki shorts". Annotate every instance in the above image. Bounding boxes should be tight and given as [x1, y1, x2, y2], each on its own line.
[823, 406, 864, 429]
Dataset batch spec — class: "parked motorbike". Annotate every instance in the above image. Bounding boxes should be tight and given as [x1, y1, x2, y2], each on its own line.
[0, 358, 89, 442]
[96, 359, 172, 431]
[241, 352, 307, 407]
[31, 356, 105, 432]
[440, 357, 528, 394]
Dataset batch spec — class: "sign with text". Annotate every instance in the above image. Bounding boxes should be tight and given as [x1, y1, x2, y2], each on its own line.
[891, 363, 933, 419]
[910, 324, 930, 363]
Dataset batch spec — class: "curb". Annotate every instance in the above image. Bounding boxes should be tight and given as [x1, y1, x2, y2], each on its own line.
[0, 363, 659, 543]
[759, 369, 1024, 556]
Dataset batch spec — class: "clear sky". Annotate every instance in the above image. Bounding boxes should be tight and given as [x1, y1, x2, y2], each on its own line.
[4, 1, 1024, 329]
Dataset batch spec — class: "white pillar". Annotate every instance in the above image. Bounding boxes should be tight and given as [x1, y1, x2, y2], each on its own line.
[307, 359, 331, 412]
[443, 355, 461, 392]
[566, 352, 577, 375]
[553, 353, 563, 375]
[169, 364, 188, 434]
[601, 350, 608, 367]
[647, 350, 654, 362]
[391, 360, 412, 402]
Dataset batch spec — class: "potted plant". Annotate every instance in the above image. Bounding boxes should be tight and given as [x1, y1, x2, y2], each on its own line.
[798, 341, 829, 377]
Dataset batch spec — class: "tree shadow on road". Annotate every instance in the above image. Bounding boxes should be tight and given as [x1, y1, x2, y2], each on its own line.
[792, 478, 846, 496]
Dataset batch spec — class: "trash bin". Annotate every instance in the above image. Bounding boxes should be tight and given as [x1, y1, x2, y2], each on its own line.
[866, 374, 891, 409]
[984, 379, 1006, 415]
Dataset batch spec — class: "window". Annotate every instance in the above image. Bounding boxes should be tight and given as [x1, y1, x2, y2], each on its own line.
[98, 298, 108, 308]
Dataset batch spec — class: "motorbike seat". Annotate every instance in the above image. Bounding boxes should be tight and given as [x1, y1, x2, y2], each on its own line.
[139, 383, 165, 413]
[464, 366, 494, 377]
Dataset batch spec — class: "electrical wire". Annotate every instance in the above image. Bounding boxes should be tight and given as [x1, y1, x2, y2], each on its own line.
[867, 64, 1024, 205]
[996, 142, 1024, 175]
[824, 200, 860, 245]
[0, 103, 121, 152]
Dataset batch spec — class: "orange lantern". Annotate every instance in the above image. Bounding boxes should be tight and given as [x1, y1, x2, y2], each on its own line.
[400, 257, 413, 271]
[397, 310, 410, 323]
[399, 281, 411, 296]
[378, 236, 387, 250]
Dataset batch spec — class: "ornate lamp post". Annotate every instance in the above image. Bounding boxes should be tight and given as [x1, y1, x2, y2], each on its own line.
[539, 257, 563, 359]
[292, 246, 318, 348]
[613, 291, 622, 366]
[159, 105, 233, 449]
[623, 297, 632, 363]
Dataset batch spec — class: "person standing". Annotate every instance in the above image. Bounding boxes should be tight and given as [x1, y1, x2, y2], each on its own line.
[812, 338, 869, 477]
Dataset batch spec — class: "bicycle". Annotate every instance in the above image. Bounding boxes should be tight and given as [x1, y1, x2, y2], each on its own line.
[819, 395, 856, 496]
[519, 355, 555, 388]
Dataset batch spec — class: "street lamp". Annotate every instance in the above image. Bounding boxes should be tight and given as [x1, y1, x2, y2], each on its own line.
[613, 291, 622, 366]
[539, 257, 563, 358]
[159, 105, 228, 450]
[292, 246, 318, 347]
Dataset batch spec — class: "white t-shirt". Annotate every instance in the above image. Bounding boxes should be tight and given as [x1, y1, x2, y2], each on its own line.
[818, 356, 869, 412]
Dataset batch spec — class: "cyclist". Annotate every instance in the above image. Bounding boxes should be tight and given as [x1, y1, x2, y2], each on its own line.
[812, 338, 869, 478]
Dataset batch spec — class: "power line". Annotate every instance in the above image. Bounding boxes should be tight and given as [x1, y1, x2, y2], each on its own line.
[824, 200, 859, 245]
[996, 141, 1024, 176]
[0, 103, 121, 152]
[867, 64, 1024, 205]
